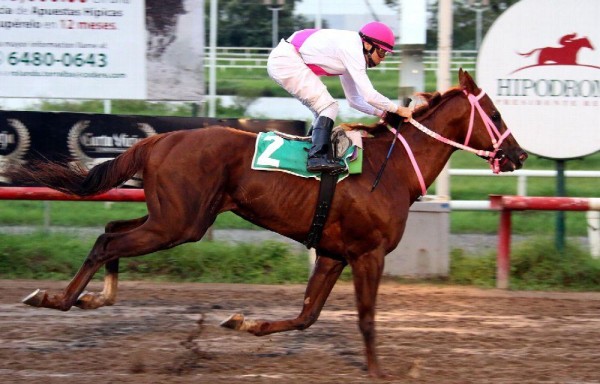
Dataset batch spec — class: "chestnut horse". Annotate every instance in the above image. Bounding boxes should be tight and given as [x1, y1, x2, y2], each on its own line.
[4, 70, 527, 378]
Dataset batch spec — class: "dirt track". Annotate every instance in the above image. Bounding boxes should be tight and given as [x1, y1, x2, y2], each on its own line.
[1, 279, 599, 383]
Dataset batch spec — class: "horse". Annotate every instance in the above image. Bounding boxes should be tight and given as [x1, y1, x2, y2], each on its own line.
[2, 69, 527, 378]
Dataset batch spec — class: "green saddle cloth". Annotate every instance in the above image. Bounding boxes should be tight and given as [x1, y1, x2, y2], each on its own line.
[251, 131, 362, 180]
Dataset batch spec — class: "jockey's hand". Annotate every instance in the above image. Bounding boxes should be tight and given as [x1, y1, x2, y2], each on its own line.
[380, 111, 403, 128]
[395, 105, 413, 121]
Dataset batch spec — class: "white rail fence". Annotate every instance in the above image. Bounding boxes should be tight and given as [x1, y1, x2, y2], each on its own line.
[448, 169, 600, 257]
[204, 47, 477, 72]
[448, 169, 600, 211]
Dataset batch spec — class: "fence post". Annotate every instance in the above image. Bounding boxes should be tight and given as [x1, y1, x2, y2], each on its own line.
[517, 174, 527, 196]
[496, 208, 512, 289]
[588, 211, 600, 258]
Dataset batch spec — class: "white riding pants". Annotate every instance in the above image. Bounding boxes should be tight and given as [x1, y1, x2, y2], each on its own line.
[267, 39, 339, 122]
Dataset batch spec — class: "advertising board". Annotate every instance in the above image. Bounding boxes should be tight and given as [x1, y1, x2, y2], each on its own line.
[476, 0, 600, 159]
[0, 0, 204, 101]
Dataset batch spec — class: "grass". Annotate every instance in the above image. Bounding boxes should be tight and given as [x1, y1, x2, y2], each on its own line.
[450, 237, 600, 291]
[211, 66, 438, 98]
[0, 233, 308, 284]
[1, 232, 598, 291]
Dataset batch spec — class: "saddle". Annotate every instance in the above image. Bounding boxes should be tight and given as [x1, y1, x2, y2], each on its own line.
[252, 127, 363, 179]
[251, 124, 371, 249]
[273, 126, 357, 162]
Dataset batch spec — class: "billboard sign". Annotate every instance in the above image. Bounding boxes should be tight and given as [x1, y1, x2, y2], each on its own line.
[0, 111, 306, 186]
[476, 0, 600, 159]
[0, 0, 204, 101]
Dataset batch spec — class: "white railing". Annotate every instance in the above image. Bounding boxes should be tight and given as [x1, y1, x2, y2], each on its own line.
[448, 169, 600, 210]
[204, 47, 477, 72]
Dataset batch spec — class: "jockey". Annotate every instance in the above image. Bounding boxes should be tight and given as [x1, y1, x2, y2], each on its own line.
[267, 21, 413, 174]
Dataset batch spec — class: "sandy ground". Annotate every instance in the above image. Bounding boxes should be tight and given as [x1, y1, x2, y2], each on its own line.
[1, 279, 599, 384]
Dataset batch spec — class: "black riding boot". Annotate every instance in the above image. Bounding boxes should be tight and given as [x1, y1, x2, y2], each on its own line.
[306, 116, 345, 174]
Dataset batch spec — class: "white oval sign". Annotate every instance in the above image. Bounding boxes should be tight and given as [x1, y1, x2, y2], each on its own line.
[476, 0, 600, 159]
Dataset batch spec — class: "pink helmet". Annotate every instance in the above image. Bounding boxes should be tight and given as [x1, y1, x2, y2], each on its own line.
[359, 22, 395, 52]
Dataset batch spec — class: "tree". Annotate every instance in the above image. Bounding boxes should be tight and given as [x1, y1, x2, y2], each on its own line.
[208, 0, 519, 49]
[385, 0, 520, 50]
[206, 0, 313, 47]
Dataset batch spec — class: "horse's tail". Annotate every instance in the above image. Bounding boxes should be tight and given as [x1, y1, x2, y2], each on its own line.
[517, 48, 541, 57]
[5, 134, 167, 197]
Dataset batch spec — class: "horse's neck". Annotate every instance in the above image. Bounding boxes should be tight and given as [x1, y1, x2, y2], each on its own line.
[399, 105, 463, 197]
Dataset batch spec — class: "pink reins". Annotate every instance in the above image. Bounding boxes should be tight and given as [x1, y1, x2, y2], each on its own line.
[391, 89, 512, 196]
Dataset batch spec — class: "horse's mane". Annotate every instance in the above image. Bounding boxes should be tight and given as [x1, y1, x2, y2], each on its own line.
[363, 86, 464, 136]
[412, 87, 463, 118]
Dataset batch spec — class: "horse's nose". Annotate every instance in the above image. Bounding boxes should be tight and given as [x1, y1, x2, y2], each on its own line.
[516, 151, 528, 169]
[519, 152, 528, 163]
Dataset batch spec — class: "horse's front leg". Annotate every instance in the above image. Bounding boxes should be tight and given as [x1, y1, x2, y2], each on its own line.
[221, 254, 346, 335]
[350, 251, 386, 378]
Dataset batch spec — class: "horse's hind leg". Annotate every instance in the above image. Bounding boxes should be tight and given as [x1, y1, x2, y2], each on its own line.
[74, 216, 148, 309]
[221, 254, 346, 335]
[22, 217, 190, 311]
[24, 216, 148, 310]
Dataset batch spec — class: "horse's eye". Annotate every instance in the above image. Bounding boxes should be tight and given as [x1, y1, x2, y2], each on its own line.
[491, 111, 501, 122]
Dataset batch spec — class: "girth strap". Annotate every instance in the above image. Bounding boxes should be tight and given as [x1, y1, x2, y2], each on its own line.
[303, 172, 338, 249]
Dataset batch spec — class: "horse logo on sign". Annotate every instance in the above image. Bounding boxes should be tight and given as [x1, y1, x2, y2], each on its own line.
[512, 33, 599, 73]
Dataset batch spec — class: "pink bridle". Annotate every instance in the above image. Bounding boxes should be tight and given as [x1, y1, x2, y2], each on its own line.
[391, 89, 513, 196]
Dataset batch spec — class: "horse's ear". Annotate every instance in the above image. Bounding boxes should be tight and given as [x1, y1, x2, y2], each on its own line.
[458, 68, 477, 93]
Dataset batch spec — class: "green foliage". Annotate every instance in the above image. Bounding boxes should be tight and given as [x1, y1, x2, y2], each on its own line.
[0, 201, 259, 229]
[206, 0, 312, 47]
[509, 238, 600, 290]
[449, 248, 497, 287]
[123, 240, 307, 284]
[0, 233, 308, 284]
[209, 0, 517, 51]
[450, 0, 521, 50]
[2, 233, 598, 291]
[450, 237, 600, 291]
[0, 233, 92, 279]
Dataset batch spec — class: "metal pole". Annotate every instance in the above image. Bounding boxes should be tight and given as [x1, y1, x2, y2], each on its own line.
[555, 159, 566, 252]
[475, 9, 483, 49]
[268, 7, 282, 48]
[208, 0, 218, 118]
[466, 1, 489, 50]
[435, 0, 453, 199]
[496, 208, 512, 289]
[273, 8, 279, 48]
[315, 0, 322, 29]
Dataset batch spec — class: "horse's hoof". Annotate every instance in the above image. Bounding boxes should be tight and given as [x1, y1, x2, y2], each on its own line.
[22, 289, 47, 307]
[220, 313, 245, 330]
[75, 291, 97, 310]
[77, 291, 89, 301]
